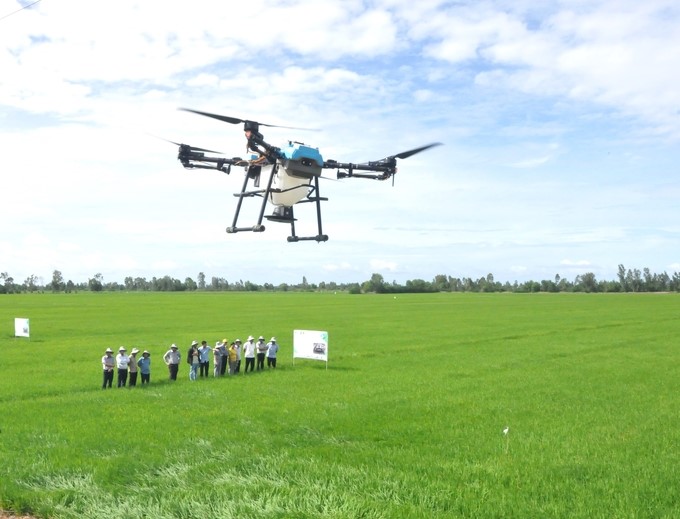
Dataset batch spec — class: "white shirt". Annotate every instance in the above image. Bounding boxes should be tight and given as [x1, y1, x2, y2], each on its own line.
[116, 353, 129, 369]
[163, 349, 181, 365]
[243, 341, 256, 358]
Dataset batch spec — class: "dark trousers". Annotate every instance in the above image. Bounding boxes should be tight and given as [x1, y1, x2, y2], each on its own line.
[129, 372, 138, 387]
[102, 370, 114, 389]
[199, 361, 209, 377]
[117, 368, 128, 387]
[220, 356, 227, 376]
[256, 353, 265, 370]
[245, 357, 254, 372]
[236, 360, 241, 373]
[267, 357, 277, 368]
[141, 373, 150, 384]
[168, 363, 178, 380]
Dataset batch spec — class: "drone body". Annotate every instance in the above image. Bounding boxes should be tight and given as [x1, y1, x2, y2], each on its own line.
[268, 141, 323, 207]
[176, 108, 441, 242]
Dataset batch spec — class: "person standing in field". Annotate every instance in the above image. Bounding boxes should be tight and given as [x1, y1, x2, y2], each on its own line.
[219, 339, 229, 376]
[256, 336, 267, 371]
[213, 341, 222, 377]
[228, 341, 239, 375]
[128, 348, 140, 387]
[187, 340, 200, 381]
[198, 340, 211, 378]
[138, 351, 151, 385]
[116, 347, 130, 387]
[266, 337, 279, 368]
[102, 348, 115, 389]
[234, 338, 242, 373]
[163, 344, 181, 381]
[243, 336, 256, 373]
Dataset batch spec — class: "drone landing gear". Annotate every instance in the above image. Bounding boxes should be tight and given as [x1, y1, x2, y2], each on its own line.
[226, 163, 329, 242]
[265, 177, 329, 242]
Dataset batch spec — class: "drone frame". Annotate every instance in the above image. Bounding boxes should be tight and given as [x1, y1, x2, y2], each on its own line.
[176, 109, 441, 242]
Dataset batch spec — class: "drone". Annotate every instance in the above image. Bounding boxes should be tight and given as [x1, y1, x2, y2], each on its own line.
[175, 108, 441, 242]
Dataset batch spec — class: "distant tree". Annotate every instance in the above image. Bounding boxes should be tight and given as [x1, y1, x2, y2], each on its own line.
[24, 274, 39, 293]
[580, 272, 598, 293]
[185, 277, 197, 291]
[541, 279, 557, 292]
[348, 283, 362, 294]
[405, 278, 435, 293]
[433, 274, 449, 292]
[51, 270, 65, 292]
[134, 277, 149, 290]
[88, 273, 103, 292]
[365, 273, 386, 293]
[1, 272, 14, 294]
[66, 280, 75, 293]
[617, 264, 628, 291]
[244, 280, 259, 291]
[197, 272, 206, 290]
[124, 276, 134, 291]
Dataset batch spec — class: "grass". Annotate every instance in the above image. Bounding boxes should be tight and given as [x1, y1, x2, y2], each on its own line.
[0, 291, 678, 518]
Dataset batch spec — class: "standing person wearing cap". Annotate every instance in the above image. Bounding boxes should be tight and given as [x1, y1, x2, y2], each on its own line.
[116, 347, 130, 387]
[138, 351, 151, 385]
[128, 348, 140, 387]
[219, 339, 229, 377]
[266, 337, 279, 368]
[163, 344, 181, 381]
[213, 341, 222, 377]
[102, 348, 115, 389]
[256, 336, 267, 371]
[198, 340, 211, 378]
[187, 340, 200, 381]
[243, 336, 256, 373]
[234, 338, 242, 374]
[227, 341, 239, 375]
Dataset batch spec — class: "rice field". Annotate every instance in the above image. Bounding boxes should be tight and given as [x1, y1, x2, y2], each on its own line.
[0, 291, 678, 518]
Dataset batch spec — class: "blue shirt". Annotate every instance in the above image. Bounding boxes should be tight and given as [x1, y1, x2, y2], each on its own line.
[137, 356, 151, 374]
[198, 345, 212, 363]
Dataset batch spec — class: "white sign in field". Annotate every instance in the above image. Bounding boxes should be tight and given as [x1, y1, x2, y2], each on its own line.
[14, 318, 30, 338]
[293, 329, 328, 363]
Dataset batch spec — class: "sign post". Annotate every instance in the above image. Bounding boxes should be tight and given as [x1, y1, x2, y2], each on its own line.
[293, 329, 328, 369]
[14, 318, 30, 339]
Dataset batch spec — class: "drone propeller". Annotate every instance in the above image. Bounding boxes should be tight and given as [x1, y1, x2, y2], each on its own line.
[179, 108, 317, 131]
[173, 142, 223, 154]
[157, 136, 224, 154]
[392, 142, 443, 160]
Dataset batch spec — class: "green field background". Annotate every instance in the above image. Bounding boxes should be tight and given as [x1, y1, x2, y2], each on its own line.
[0, 292, 678, 518]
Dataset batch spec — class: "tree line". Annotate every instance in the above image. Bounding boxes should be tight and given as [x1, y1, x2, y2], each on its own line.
[1, 265, 679, 295]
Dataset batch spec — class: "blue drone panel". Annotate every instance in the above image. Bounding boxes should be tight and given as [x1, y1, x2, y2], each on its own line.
[280, 141, 324, 167]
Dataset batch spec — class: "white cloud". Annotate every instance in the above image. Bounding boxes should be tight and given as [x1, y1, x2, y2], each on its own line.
[370, 259, 399, 272]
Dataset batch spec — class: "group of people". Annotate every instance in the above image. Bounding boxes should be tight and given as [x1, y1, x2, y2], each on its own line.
[101, 335, 280, 389]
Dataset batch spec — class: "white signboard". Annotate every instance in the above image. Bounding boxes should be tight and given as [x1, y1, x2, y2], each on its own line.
[293, 329, 328, 363]
[15, 318, 30, 338]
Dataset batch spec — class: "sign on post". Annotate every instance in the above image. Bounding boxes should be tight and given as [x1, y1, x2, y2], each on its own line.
[14, 318, 30, 338]
[293, 329, 328, 367]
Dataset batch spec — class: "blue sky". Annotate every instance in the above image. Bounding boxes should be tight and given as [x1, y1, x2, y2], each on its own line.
[1, 0, 679, 286]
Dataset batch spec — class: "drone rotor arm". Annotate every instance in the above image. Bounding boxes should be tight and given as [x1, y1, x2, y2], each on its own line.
[322, 159, 395, 180]
[177, 144, 243, 174]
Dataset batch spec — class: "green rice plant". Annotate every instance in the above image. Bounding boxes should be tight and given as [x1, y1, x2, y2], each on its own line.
[0, 292, 678, 518]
